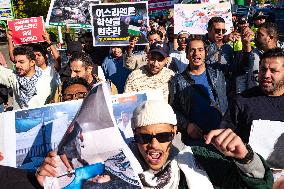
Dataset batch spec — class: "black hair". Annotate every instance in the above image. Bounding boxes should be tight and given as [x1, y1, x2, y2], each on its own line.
[82, 32, 93, 39]
[207, 17, 225, 31]
[185, 36, 205, 56]
[258, 22, 279, 42]
[62, 77, 91, 95]
[69, 52, 93, 68]
[147, 29, 163, 40]
[29, 43, 48, 57]
[13, 46, 36, 61]
[260, 48, 284, 66]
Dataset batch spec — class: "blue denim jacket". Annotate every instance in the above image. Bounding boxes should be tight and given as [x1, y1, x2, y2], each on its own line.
[169, 66, 228, 145]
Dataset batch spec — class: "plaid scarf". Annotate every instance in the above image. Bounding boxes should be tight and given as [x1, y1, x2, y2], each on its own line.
[16, 67, 42, 108]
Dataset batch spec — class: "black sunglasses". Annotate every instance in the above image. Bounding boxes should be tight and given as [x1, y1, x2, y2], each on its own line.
[134, 132, 174, 144]
[214, 29, 227, 34]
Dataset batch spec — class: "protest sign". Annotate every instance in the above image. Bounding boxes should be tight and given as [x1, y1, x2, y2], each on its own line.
[46, 0, 99, 28]
[0, 8, 12, 20]
[174, 2, 233, 34]
[249, 120, 284, 170]
[112, 90, 163, 143]
[91, 2, 148, 46]
[148, 0, 176, 12]
[0, 0, 11, 8]
[55, 82, 142, 188]
[7, 16, 45, 45]
[0, 82, 143, 188]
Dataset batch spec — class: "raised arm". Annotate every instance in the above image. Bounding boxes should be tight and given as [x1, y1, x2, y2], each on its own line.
[43, 32, 61, 72]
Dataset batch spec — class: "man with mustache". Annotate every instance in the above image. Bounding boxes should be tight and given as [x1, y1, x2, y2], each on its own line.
[124, 41, 174, 102]
[0, 46, 52, 109]
[169, 38, 228, 146]
[36, 100, 273, 188]
[221, 47, 284, 143]
[240, 22, 283, 92]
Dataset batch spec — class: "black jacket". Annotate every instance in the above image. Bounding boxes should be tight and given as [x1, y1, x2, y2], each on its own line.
[0, 165, 42, 189]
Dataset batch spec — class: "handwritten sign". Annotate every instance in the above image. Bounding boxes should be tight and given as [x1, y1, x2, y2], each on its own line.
[174, 2, 233, 34]
[7, 16, 45, 45]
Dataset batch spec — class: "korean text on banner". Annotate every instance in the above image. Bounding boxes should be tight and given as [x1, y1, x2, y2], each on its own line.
[91, 2, 149, 46]
[7, 16, 45, 45]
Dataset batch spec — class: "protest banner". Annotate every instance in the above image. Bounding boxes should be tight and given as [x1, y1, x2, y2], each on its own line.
[7, 16, 45, 45]
[174, 2, 233, 34]
[0, 100, 82, 168]
[0, 82, 143, 188]
[249, 120, 284, 170]
[0, 8, 12, 20]
[148, 0, 176, 12]
[46, 0, 99, 28]
[0, 0, 13, 20]
[91, 2, 149, 46]
[0, 0, 11, 8]
[112, 90, 163, 143]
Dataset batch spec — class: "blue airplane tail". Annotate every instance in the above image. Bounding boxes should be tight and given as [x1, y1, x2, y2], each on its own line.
[63, 163, 105, 189]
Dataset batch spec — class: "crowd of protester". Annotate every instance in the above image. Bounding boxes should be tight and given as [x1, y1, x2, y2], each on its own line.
[0, 8, 283, 189]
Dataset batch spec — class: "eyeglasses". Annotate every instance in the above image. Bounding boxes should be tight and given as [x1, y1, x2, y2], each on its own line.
[62, 92, 87, 101]
[134, 132, 174, 144]
[214, 29, 227, 34]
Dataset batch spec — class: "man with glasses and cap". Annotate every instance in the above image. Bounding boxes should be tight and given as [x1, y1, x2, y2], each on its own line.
[36, 100, 273, 188]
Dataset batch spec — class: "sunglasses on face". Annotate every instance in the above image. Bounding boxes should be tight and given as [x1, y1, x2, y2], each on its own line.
[134, 132, 174, 144]
[214, 29, 227, 34]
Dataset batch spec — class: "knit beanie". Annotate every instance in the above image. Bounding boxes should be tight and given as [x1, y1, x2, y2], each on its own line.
[131, 100, 177, 129]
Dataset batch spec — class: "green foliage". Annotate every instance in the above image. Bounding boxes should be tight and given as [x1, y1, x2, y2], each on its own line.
[13, 0, 51, 19]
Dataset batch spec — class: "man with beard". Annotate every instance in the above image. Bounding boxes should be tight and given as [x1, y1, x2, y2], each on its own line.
[221, 48, 284, 143]
[36, 100, 273, 188]
[124, 41, 174, 102]
[241, 22, 283, 91]
[169, 38, 228, 146]
[0, 46, 52, 109]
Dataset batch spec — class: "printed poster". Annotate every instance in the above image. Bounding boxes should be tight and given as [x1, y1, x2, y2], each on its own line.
[148, 0, 177, 12]
[0, 0, 11, 8]
[0, 82, 143, 188]
[0, 8, 13, 20]
[7, 16, 45, 45]
[54, 83, 142, 188]
[112, 90, 163, 144]
[174, 2, 233, 34]
[46, 0, 100, 28]
[91, 2, 149, 46]
[15, 100, 82, 170]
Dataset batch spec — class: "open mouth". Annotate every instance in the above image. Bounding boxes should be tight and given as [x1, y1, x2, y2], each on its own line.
[192, 57, 202, 63]
[147, 151, 162, 165]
